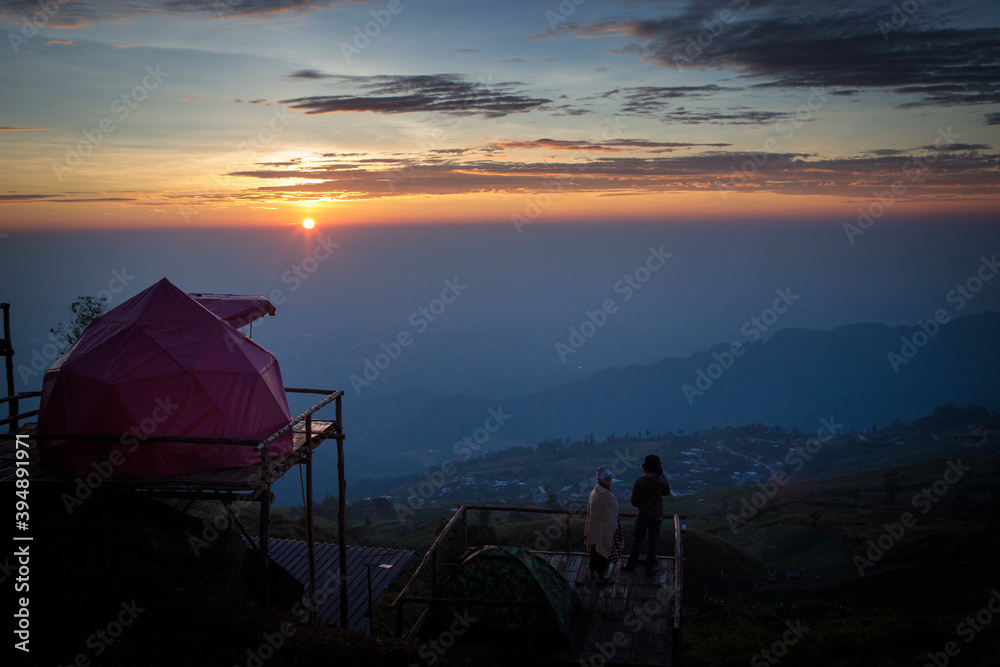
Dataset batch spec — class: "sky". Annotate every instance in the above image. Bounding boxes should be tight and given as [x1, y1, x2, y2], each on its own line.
[0, 0, 998, 403]
[0, 0, 998, 229]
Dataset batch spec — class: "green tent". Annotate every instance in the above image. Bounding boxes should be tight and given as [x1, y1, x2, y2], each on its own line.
[420, 545, 579, 648]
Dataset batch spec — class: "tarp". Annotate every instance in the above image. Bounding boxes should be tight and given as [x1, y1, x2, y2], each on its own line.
[37, 278, 293, 477]
[420, 545, 579, 648]
[189, 293, 276, 329]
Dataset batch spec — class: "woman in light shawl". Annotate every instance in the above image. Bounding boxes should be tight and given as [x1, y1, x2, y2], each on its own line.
[585, 464, 619, 584]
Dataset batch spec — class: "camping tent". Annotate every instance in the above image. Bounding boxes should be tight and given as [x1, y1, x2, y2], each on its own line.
[37, 278, 293, 477]
[419, 545, 579, 649]
[189, 293, 276, 330]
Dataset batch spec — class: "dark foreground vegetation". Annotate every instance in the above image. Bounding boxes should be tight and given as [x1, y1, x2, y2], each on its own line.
[10, 405, 1000, 666]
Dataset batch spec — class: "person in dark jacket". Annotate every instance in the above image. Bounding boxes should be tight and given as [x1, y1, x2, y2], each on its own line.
[623, 454, 671, 575]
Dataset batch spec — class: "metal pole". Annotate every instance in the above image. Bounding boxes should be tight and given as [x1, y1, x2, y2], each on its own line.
[259, 443, 271, 609]
[336, 395, 348, 629]
[673, 514, 684, 667]
[2, 304, 18, 432]
[366, 563, 374, 635]
[461, 506, 467, 552]
[431, 550, 438, 596]
[305, 414, 317, 622]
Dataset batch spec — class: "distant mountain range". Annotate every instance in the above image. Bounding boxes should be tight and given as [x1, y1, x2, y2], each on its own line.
[313, 311, 1000, 489]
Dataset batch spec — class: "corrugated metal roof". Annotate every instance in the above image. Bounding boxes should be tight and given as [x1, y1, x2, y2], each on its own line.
[248, 538, 416, 632]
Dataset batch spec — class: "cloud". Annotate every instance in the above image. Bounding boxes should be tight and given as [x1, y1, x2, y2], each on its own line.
[489, 138, 730, 153]
[616, 85, 737, 115]
[559, 1, 1000, 109]
[288, 69, 331, 79]
[0, 0, 347, 24]
[602, 85, 788, 124]
[216, 143, 1000, 203]
[0, 126, 51, 131]
[0, 193, 135, 204]
[0, 194, 57, 202]
[280, 73, 552, 118]
[658, 108, 793, 125]
[179, 95, 200, 102]
[45, 40, 74, 45]
[917, 143, 992, 152]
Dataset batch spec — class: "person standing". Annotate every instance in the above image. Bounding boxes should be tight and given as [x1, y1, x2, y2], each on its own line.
[585, 465, 619, 584]
[623, 454, 671, 575]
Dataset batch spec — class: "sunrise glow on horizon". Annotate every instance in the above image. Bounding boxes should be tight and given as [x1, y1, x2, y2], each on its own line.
[0, 1, 997, 231]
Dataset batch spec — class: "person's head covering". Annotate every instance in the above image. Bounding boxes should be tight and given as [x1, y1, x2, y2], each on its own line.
[642, 454, 663, 475]
[596, 465, 612, 486]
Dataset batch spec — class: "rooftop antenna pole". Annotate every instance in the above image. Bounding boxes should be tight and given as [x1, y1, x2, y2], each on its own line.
[1, 304, 17, 432]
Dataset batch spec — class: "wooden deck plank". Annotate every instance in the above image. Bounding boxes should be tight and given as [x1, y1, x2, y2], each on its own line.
[0, 420, 337, 496]
[537, 552, 674, 666]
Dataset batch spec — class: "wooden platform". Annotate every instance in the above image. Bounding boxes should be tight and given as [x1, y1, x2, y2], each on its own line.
[0, 420, 337, 499]
[538, 552, 675, 666]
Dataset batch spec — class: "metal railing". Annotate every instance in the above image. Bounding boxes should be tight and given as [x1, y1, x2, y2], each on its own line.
[1, 391, 41, 431]
[390, 502, 686, 658]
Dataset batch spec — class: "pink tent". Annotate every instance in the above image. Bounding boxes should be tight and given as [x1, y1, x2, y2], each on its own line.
[37, 278, 293, 477]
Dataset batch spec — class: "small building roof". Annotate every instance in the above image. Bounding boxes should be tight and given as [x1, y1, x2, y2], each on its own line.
[251, 537, 416, 632]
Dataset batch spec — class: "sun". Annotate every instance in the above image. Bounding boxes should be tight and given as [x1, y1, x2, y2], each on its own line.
[302, 218, 315, 229]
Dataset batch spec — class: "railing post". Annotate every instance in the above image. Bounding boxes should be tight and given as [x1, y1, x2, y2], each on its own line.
[565, 511, 572, 554]
[395, 599, 404, 638]
[259, 442, 271, 609]
[461, 506, 468, 552]
[1, 304, 18, 432]
[305, 414, 317, 622]
[431, 550, 438, 596]
[336, 396, 348, 630]
[673, 514, 684, 667]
